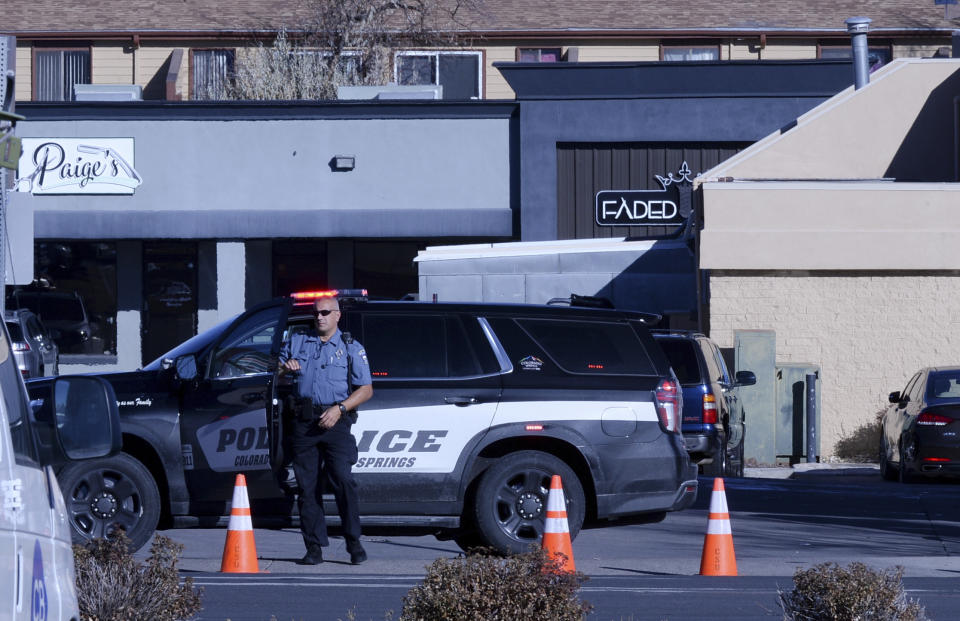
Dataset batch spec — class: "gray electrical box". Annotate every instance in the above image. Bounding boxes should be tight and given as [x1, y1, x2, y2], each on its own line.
[734, 329, 777, 466]
[775, 363, 821, 464]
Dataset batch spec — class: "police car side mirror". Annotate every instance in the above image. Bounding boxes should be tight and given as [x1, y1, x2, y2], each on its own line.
[44, 376, 122, 464]
[175, 354, 198, 381]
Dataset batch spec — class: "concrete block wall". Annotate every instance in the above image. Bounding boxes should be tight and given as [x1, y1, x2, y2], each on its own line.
[708, 272, 960, 457]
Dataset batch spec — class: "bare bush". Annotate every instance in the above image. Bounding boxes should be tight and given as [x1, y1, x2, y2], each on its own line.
[222, 0, 485, 100]
[73, 530, 203, 621]
[833, 410, 883, 462]
[778, 562, 928, 621]
[400, 546, 591, 621]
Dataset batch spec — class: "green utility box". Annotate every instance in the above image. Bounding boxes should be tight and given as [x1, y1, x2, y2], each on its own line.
[775, 363, 821, 464]
[734, 330, 777, 466]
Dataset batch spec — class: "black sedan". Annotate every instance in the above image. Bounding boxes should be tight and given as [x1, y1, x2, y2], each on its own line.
[880, 366, 960, 482]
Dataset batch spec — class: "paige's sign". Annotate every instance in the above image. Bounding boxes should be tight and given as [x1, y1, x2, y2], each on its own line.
[595, 187, 683, 226]
[16, 138, 142, 194]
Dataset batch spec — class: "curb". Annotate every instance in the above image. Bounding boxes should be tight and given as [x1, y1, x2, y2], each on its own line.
[745, 463, 879, 479]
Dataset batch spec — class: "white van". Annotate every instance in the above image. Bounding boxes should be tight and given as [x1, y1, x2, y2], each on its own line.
[0, 320, 121, 620]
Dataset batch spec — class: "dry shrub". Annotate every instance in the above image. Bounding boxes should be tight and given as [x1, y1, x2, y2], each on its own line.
[73, 530, 203, 621]
[778, 562, 928, 621]
[833, 412, 883, 462]
[400, 546, 591, 621]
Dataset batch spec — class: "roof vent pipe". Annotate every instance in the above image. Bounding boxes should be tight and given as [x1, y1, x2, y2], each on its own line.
[846, 16, 872, 90]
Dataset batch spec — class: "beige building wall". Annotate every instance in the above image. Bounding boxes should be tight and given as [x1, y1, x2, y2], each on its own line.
[709, 273, 960, 457]
[893, 37, 951, 58]
[574, 42, 659, 62]
[91, 43, 133, 84]
[727, 41, 760, 61]
[15, 42, 31, 101]
[484, 44, 517, 99]
[135, 45, 183, 99]
[759, 40, 816, 60]
[702, 59, 960, 182]
[698, 58, 960, 459]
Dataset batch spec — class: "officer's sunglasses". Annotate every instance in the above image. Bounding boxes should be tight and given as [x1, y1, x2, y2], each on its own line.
[313, 309, 339, 317]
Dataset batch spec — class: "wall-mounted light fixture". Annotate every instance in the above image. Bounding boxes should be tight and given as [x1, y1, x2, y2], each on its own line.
[331, 155, 356, 171]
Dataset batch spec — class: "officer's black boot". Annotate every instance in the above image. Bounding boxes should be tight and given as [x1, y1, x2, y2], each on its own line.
[348, 542, 367, 565]
[299, 545, 324, 565]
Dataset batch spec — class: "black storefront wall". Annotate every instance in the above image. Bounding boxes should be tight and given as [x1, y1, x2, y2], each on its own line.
[496, 59, 856, 242]
[557, 142, 750, 240]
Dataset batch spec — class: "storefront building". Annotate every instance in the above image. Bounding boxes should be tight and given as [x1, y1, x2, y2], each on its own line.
[418, 60, 856, 328]
[11, 101, 515, 370]
[11, 59, 857, 377]
[698, 58, 960, 459]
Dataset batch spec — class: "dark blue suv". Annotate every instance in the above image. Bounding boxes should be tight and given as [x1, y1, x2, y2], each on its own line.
[652, 331, 756, 477]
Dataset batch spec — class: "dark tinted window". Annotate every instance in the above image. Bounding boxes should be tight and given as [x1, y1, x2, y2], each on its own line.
[902, 373, 920, 399]
[209, 306, 284, 378]
[700, 339, 724, 383]
[362, 314, 483, 379]
[517, 318, 656, 375]
[656, 338, 702, 385]
[926, 371, 960, 400]
[1, 327, 38, 463]
[5, 321, 24, 341]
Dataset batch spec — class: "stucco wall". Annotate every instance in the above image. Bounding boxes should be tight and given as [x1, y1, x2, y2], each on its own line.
[14, 111, 514, 239]
[709, 272, 960, 457]
[702, 59, 960, 183]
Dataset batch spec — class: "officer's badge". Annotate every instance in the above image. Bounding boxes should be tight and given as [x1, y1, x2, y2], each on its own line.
[336, 348, 344, 359]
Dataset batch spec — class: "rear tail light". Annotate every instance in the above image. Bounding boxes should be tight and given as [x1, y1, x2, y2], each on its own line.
[922, 457, 950, 462]
[655, 378, 682, 433]
[702, 392, 718, 424]
[917, 411, 952, 426]
[12, 341, 29, 352]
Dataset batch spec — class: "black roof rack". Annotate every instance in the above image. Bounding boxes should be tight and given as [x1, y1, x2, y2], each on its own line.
[546, 293, 661, 325]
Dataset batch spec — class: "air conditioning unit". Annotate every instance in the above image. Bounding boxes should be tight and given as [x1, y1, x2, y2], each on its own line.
[336, 84, 443, 100]
[73, 84, 143, 101]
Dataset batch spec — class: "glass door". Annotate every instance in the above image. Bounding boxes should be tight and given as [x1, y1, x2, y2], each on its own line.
[142, 243, 198, 366]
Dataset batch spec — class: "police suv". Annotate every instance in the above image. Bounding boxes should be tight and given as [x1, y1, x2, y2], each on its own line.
[1, 311, 121, 620]
[28, 291, 698, 555]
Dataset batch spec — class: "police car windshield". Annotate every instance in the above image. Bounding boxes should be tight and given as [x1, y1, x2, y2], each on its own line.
[142, 315, 235, 371]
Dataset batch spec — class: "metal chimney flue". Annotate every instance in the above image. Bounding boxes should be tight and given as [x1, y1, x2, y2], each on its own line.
[846, 16, 872, 89]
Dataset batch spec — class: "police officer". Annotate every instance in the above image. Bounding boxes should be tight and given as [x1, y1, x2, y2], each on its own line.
[278, 296, 372, 565]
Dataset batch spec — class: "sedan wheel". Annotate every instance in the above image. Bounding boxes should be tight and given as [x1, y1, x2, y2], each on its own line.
[57, 453, 160, 552]
[470, 451, 585, 555]
[898, 443, 915, 484]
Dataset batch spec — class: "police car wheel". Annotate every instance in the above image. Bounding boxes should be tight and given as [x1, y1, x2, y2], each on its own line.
[472, 451, 585, 555]
[57, 453, 161, 553]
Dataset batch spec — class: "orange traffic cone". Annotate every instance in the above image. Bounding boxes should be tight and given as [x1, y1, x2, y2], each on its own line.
[541, 474, 576, 573]
[220, 474, 260, 573]
[699, 477, 737, 576]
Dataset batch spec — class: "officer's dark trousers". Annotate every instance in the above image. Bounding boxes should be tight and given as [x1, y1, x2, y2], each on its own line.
[291, 419, 361, 549]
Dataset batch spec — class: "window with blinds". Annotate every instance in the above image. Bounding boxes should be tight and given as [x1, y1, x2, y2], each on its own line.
[192, 49, 235, 100]
[34, 49, 90, 101]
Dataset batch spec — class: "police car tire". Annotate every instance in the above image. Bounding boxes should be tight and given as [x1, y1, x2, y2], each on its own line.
[472, 451, 585, 556]
[57, 453, 161, 553]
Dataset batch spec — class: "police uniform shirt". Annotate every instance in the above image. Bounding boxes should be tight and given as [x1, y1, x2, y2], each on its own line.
[279, 329, 372, 407]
